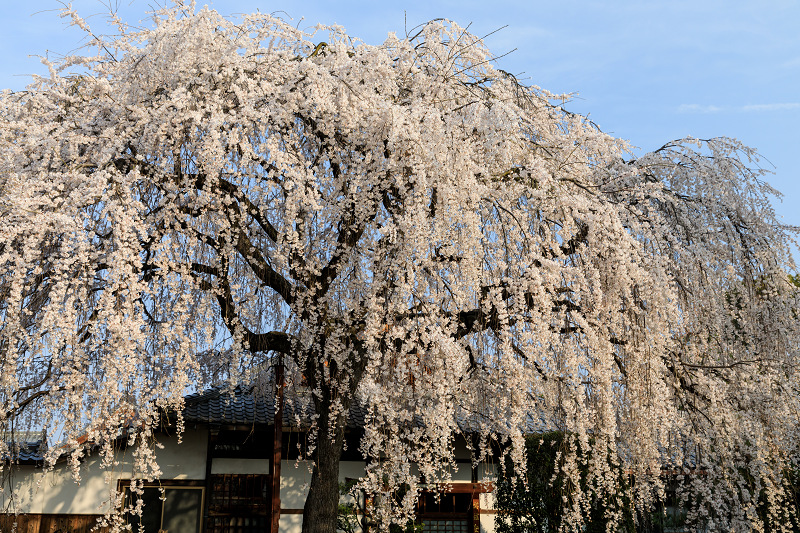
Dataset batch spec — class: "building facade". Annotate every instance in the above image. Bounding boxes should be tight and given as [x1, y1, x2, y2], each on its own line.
[0, 387, 498, 533]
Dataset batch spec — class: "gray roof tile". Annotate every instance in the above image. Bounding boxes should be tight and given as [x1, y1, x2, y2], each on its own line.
[2, 433, 47, 464]
[183, 386, 367, 429]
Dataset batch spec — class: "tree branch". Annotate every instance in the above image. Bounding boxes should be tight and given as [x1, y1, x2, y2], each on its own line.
[189, 262, 295, 355]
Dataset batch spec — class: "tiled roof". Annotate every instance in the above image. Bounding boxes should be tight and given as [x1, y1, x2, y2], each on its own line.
[455, 412, 551, 436]
[182, 386, 548, 434]
[2, 431, 47, 464]
[183, 386, 369, 429]
[2, 389, 550, 465]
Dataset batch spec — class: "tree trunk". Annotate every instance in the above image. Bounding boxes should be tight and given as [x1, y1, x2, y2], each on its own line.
[301, 403, 347, 533]
[299, 334, 368, 533]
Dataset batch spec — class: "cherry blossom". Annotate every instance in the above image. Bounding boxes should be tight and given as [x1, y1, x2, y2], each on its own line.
[1, 4, 798, 532]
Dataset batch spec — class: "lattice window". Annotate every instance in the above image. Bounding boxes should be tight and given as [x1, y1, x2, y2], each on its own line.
[422, 518, 470, 533]
[417, 492, 473, 533]
[206, 474, 270, 533]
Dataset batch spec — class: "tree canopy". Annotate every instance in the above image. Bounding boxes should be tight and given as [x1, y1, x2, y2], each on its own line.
[1, 4, 799, 532]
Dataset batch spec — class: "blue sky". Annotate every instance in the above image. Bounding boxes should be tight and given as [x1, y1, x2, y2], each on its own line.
[3, 0, 799, 262]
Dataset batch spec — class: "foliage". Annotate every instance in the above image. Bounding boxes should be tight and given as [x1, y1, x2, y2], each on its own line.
[1, 2, 799, 532]
[781, 462, 800, 532]
[495, 432, 635, 533]
[337, 481, 360, 533]
[337, 480, 423, 533]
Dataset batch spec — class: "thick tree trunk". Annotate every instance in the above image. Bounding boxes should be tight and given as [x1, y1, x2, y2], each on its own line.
[299, 333, 368, 533]
[301, 407, 347, 533]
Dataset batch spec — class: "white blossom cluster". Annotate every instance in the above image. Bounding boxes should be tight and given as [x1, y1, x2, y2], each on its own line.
[0, 3, 798, 532]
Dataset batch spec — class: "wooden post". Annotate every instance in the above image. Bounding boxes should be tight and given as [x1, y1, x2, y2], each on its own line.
[202, 427, 216, 533]
[271, 358, 284, 533]
[472, 493, 481, 533]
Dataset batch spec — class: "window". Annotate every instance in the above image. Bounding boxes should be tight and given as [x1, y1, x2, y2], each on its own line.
[206, 474, 271, 533]
[416, 492, 472, 533]
[123, 485, 204, 533]
[363, 486, 481, 533]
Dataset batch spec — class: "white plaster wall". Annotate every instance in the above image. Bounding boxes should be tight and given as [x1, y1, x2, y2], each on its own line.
[280, 459, 313, 511]
[339, 461, 368, 485]
[479, 463, 497, 533]
[0, 428, 209, 515]
[279, 459, 366, 511]
[480, 512, 496, 533]
[480, 492, 496, 530]
[448, 464, 472, 482]
[211, 457, 270, 474]
[479, 492, 495, 510]
[115, 427, 208, 481]
[477, 462, 496, 483]
[0, 458, 117, 515]
[278, 459, 367, 533]
[279, 512, 304, 533]
[153, 427, 208, 480]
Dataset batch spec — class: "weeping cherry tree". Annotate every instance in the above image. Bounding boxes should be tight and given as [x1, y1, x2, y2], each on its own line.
[1, 3, 799, 532]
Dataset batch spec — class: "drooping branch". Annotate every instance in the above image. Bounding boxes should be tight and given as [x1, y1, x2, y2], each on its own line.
[189, 262, 295, 355]
[218, 176, 280, 243]
[170, 205, 296, 306]
[454, 306, 503, 339]
[315, 194, 382, 297]
[229, 227, 296, 306]
[114, 154, 280, 244]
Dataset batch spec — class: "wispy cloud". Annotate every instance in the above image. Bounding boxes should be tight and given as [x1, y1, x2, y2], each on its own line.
[781, 56, 800, 69]
[678, 103, 800, 113]
[677, 104, 724, 114]
[741, 103, 800, 112]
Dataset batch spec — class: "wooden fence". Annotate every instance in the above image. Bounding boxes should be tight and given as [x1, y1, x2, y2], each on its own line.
[0, 514, 107, 533]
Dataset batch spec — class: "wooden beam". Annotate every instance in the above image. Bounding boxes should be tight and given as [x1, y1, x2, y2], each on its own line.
[437, 482, 494, 494]
[271, 360, 284, 533]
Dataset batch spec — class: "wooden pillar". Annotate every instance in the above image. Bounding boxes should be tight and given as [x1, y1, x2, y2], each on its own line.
[472, 492, 481, 533]
[202, 427, 216, 533]
[471, 434, 481, 533]
[271, 359, 284, 533]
